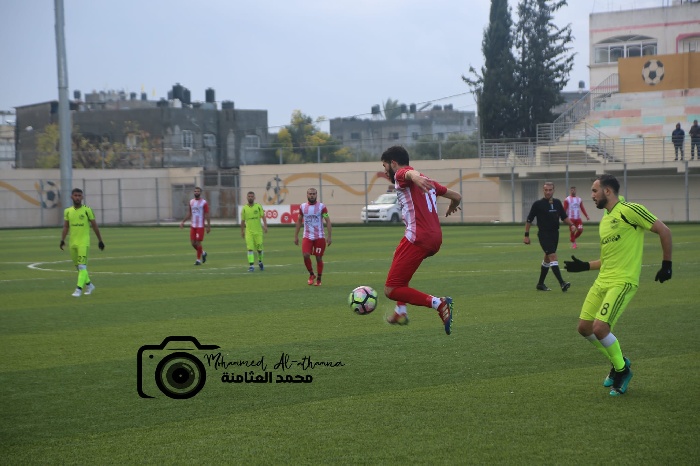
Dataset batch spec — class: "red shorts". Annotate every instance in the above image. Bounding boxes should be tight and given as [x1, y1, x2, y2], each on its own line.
[570, 218, 583, 230]
[302, 237, 326, 257]
[190, 227, 205, 242]
[385, 237, 438, 288]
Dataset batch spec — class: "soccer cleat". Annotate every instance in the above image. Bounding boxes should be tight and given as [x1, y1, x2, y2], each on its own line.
[536, 284, 551, 291]
[437, 297, 453, 335]
[387, 312, 409, 325]
[307, 274, 316, 286]
[561, 282, 571, 292]
[604, 357, 631, 387]
[194, 260, 201, 266]
[259, 262, 264, 271]
[610, 366, 633, 396]
[314, 279, 322, 286]
[572, 242, 577, 249]
[71, 288, 82, 297]
[202, 251, 207, 264]
[248, 266, 255, 272]
[84, 283, 95, 295]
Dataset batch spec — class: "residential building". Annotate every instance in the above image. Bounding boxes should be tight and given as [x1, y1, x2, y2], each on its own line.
[14, 84, 269, 169]
[330, 104, 476, 157]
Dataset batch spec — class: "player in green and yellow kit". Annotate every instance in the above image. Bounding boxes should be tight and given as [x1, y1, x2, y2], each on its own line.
[565, 174, 672, 396]
[240, 191, 268, 272]
[60, 188, 105, 297]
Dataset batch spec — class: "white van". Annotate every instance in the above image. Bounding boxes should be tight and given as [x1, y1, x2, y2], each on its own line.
[360, 192, 403, 223]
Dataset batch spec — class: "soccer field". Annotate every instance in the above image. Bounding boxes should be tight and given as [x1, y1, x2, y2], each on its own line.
[1, 224, 698, 464]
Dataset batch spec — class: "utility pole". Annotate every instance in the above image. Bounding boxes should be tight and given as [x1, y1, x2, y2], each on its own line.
[55, 0, 72, 208]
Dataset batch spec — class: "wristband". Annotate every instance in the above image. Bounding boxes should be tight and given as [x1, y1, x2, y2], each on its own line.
[524, 232, 529, 237]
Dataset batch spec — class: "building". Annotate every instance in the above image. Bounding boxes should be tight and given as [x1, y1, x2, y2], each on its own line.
[589, 0, 700, 88]
[329, 104, 477, 158]
[14, 84, 270, 169]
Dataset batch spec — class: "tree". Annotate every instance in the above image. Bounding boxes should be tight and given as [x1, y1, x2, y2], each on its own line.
[382, 98, 402, 120]
[514, 0, 574, 137]
[463, 0, 518, 139]
[273, 110, 352, 164]
[36, 121, 163, 168]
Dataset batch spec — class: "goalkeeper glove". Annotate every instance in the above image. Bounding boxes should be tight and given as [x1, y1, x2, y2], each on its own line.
[564, 255, 590, 273]
[654, 260, 672, 283]
[98, 241, 105, 251]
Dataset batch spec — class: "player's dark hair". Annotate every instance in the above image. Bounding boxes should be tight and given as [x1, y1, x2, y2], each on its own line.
[381, 146, 410, 166]
[71, 188, 83, 194]
[597, 174, 620, 194]
[247, 191, 254, 195]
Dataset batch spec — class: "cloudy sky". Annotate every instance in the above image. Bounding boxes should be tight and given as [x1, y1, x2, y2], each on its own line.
[1, 0, 664, 129]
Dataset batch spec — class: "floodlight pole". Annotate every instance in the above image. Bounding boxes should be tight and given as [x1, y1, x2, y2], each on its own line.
[55, 0, 73, 208]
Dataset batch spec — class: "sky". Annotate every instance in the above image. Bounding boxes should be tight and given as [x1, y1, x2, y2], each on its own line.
[1, 0, 666, 131]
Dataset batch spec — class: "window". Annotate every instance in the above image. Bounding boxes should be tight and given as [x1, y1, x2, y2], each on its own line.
[350, 132, 361, 140]
[681, 37, 700, 53]
[203, 133, 216, 148]
[437, 133, 445, 141]
[243, 134, 260, 148]
[594, 36, 657, 64]
[125, 133, 138, 149]
[390, 132, 399, 140]
[182, 130, 193, 149]
[411, 132, 419, 141]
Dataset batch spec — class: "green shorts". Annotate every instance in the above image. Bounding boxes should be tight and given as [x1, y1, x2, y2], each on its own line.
[70, 245, 89, 267]
[579, 280, 638, 330]
[245, 231, 263, 251]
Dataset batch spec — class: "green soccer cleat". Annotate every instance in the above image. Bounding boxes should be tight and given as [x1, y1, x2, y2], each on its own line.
[609, 366, 633, 396]
[604, 357, 631, 387]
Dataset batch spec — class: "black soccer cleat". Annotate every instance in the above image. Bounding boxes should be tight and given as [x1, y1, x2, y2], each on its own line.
[536, 284, 551, 291]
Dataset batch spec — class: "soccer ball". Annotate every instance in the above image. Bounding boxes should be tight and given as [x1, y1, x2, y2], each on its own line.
[348, 286, 378, 315]
[642, 59, 664, 86]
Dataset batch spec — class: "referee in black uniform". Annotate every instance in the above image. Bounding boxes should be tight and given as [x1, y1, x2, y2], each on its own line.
[523, 181, 575, 291]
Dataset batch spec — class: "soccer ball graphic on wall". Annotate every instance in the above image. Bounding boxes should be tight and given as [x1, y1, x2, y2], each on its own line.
[642, 59, 664, 86]
[35, 180, 60, 209]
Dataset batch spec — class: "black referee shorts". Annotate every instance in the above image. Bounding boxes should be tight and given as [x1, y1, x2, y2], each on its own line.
[538, 230, 559, 255]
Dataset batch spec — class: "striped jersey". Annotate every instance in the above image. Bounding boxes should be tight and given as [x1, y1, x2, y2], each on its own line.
[597, 201, 657, 286]
[299, 202, 329, 240]
[564, 195, 587, 220]
[188, 198, 209, 228]
[394, 166, 448, 251]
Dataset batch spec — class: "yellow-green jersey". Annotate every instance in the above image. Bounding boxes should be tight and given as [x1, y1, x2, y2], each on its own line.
[64, 205, 96, 247]
[597, 201, 657, 286]
[241, 203, 265, 233]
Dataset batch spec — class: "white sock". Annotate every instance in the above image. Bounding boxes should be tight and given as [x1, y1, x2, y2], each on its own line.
[431, 296, 441, 309]
[394, 304, 408, 315]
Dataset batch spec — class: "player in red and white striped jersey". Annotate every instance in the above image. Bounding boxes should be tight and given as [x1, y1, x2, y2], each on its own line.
[294, 188, 332, 286]
[381, 146, 462, 335]
[179, 186, 211, 265]
[564, 186, 589, 249]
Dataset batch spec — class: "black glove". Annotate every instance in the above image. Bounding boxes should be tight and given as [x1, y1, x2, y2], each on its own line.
[60, 240, 65, 250]
[98, 241, 105, 251]
[564, 255, 590, 273]
[655, 260, 672, 283]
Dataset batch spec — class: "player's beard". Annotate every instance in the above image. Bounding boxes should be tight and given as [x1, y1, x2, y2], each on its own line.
[194, 193, 201, 199]
[595, 196, 607, 209]
[307, 197, 317, 205]
[386, 167, 396, 184]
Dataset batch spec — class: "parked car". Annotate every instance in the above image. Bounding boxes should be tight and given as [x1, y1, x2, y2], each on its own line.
[360, 192, 403, 223]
